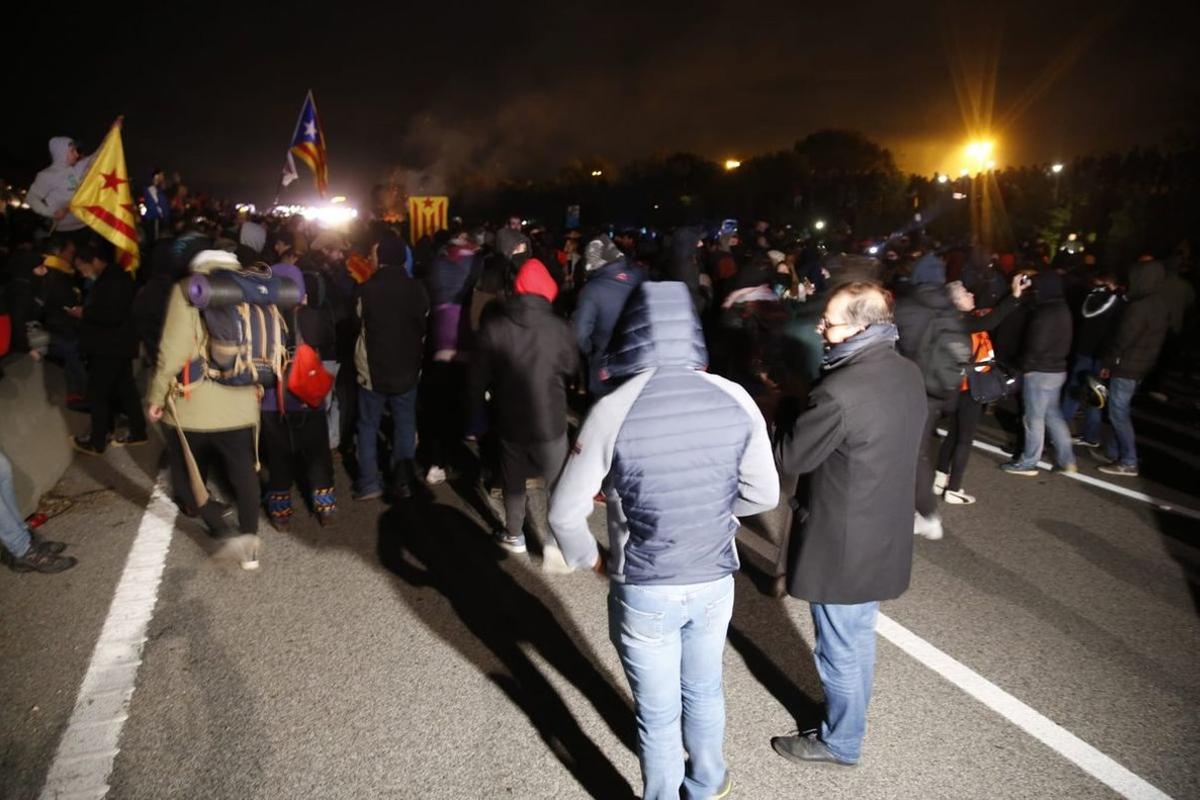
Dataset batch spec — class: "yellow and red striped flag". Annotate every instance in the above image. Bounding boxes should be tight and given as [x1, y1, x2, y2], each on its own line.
[408, 196, 449, 243]
[69, 117, 140, 272]
[286, 91, 328, 197]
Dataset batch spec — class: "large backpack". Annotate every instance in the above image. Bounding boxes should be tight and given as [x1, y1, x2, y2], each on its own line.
[915, 312, 973, 398]
[178, 269, 295, 390]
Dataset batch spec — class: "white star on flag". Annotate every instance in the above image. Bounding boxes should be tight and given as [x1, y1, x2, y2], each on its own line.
[304, 121, 317, 138]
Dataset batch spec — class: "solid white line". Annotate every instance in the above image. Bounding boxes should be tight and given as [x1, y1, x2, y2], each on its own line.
[875, 613, 1174, 800]
[936, 429, 1200, 522]
[39, 479, 175, 800]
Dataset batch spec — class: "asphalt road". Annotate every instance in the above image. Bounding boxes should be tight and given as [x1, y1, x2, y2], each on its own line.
[2, 405, 1198, 800]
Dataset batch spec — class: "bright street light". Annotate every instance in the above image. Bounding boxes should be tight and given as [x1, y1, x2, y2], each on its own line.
[724, 159, 742, 171]
[1051, 163, 1064, 174]
[814, 219, 826, 231]
[936, 173, 949, 184]
[590, 169, 603, 177]
[963, 138, 997, 173]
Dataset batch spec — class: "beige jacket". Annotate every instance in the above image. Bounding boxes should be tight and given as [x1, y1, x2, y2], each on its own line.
[146, 283, 259, 431]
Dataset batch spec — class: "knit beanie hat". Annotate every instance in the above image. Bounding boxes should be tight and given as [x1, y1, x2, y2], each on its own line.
[239, 221, 267, 255]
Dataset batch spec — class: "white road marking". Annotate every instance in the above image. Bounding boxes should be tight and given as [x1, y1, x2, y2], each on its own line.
[876, 613, 1174, 800]
[39, 480, 176, 800]
[937, 429, 1200, 522]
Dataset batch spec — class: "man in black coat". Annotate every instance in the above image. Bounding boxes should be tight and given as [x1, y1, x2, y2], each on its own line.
[70, 239, 146, 454]
[352, 229, 430, 499]
[1001, 271, 1077, 476]
[771, 281, 926, 767]
[470, 257, 579, 561]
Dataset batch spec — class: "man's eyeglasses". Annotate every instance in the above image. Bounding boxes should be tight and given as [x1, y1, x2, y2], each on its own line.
[817, 317, 855, 332]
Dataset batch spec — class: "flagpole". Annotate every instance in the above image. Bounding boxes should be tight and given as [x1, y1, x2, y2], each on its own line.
[272, 91, 312, 208]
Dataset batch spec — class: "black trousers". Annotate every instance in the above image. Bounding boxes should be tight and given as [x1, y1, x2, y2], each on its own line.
[163, 426, 259, 534]
[421, 361, 466, 469]
[87, 355, 146, 450]
[916, 394, 957, 517]
[937, 391, 984, 492]
[499, 435, 568, 537]
[259, 411, 334, 494]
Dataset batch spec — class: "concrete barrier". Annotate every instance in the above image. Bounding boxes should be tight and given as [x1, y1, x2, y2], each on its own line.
[0, 354, 85, 518]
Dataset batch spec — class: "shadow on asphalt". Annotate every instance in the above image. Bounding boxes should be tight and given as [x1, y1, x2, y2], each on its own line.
[917, 530, 1199, 701]
[376, 495, 638, 799]
[1037, 517, 1200, 617]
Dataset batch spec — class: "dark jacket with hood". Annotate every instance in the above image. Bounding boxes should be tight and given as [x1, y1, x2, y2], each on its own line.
[354, 262, 430, 395]
[549, 281, 778, 582]
[666, 226, 706, 313]
[775, 326, 926, 604]
[1072, 285, 1122, 358]
[80, 264, 138, 359]
[470, 259, 579, 444]
[1020, 272, 1073, 373]
[1103, 261, 1168, 380]
[572, 255, 644, 395]
[894, 254, 968, 395]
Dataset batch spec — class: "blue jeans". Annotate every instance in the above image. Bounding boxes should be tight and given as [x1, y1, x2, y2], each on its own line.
[1060, 355, 1102, 444]
[811, 601, 879, 763]
[609, 575, 735, 800]
[1015, 372, 1076, 469]
[1105, 377, 1138, 467]
[323, 360, 341, 450]
[0, 452, 32, 559]
[355, 386, 417, 495]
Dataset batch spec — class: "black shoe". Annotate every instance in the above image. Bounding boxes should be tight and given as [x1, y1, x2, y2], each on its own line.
[71, 436, 105, 455]
[770, 732, 856, 767]
[9, 546, 78, 574]
[111, 432, 149, 447]
[29, 530, 68, 555]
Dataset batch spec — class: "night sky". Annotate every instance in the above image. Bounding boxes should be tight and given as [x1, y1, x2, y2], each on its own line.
[5, 0, 1197, 207]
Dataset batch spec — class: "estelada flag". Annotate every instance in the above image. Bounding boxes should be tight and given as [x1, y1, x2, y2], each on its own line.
[288, 91, 329, 197]
[69, 117, 140, 272]
[408, 196, 449, 243]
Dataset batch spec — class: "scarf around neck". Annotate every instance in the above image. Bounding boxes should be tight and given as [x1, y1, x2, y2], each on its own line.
[822, 323, 899, 370]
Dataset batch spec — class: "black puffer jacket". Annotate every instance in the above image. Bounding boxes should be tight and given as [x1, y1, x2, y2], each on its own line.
[470, 293, 579, 444]
[1020, 272, 1073, 373]
[894, 282, 969, 396]
[1103, 261, 1167, 380]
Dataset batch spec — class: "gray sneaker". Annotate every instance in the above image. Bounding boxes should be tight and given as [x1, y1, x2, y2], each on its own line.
[1097, 463, 1138, 477]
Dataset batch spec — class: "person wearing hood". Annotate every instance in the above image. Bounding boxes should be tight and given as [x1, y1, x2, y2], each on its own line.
[550, 281, 778, 799]
[1060, 271, 1122, 448]
[1093, 258, 1168, 477]
[771, 281, 925, 769]
[236, 220, 268, 268]
[421, 228, 480, 486]
[259, 261, 337, 529]
[1001, 271, 1078, 476]
[469, 256, 578, 561]
[146, 248, 265, 570]
[26, 137, 95, 233]
[894, 253, 972, 540]
[353, 228, 431, 500]
[571, 234, 644, 397]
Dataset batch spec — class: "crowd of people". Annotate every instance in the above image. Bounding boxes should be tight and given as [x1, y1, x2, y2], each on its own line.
[1, 132, 1197, 797]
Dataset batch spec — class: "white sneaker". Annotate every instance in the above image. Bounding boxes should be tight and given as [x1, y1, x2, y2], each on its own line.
[913, 512, 944, 540]
[216, 534, 261, 571]
[425, 466, 447, 486]
[933, 471, 949, 493]
[943, 488, 976, 505]
[540, 543, 575, 574]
